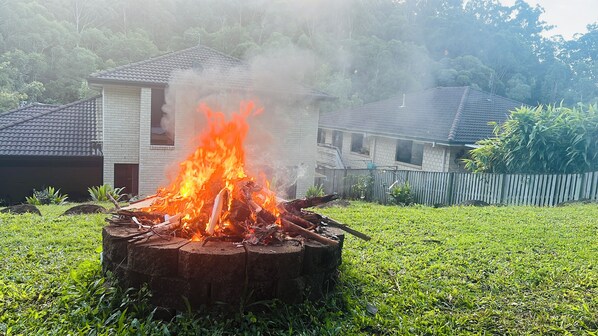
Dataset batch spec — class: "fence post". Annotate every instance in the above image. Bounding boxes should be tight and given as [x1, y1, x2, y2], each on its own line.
[499, 173, 507, 204]
[445, 172, 455, 205]
[578, 173, 587, 200]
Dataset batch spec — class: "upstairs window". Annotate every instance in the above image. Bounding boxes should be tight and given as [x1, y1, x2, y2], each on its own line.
[332, 130, 343, 153]
[350, 133, 370, 155]
[317, 128, 326, 144]
[150, 88, 174, 146]
[395, 140, 423, 166]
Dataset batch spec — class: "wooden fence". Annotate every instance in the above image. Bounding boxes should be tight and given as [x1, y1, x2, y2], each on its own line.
[315, 168, 598, 206]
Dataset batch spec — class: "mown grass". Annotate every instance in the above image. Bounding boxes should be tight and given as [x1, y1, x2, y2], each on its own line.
[1, 202, 597, 335]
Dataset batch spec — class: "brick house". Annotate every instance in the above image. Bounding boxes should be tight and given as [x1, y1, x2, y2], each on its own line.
[0, 98, 103, 203]
[88, 45, 329, 198]
[317, 86, 524, 172]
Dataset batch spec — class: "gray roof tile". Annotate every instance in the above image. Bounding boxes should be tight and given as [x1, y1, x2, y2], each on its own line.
[89, 45, 329, 98]
[0, 103, 59, 128]
[0, 97, 101, 157]
[319, 86, 524, 144]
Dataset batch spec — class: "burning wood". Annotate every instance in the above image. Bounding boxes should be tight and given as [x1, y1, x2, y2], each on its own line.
[105, 102, 365, 247]
[207, 188, 228, 235]
[106, 192, 362, 247]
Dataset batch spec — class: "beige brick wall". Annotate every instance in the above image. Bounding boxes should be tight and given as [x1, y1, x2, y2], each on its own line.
[137, 88, 184, 195]
[421, 144, 448, 172]
[317, 129, 467, 172]
[372, 136, 399, 167]
[102, 85, 141, 187]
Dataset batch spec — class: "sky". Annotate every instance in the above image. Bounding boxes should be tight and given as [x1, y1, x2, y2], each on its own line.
[500, 0, 597, 39]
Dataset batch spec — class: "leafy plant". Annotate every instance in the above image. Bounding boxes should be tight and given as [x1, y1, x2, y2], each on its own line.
[465, 104, 598, 173]
[348, 174, 374, 200]
[88, 184, 125, 202]
[305, 184, 325, 198]
[25, 186, 68, 205]
[388, 182, 415, 206]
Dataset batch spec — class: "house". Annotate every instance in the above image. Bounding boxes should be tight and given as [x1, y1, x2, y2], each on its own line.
[88, 45, 329, 198]
[317, 86, 524, 172]
[0, 98, 103, 203]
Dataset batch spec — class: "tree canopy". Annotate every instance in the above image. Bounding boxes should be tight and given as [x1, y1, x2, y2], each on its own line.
[0, 0, 597, 112]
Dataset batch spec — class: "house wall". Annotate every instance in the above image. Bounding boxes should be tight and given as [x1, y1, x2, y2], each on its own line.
[447, 146, 469, 172]
[292, 104, 318, 197]
[137, 88, 186, 195]
[421, 144, 447, 172]
[317, 130, 459, 172]
[101, 85, 319, 198]
[102, 86, 141, 188]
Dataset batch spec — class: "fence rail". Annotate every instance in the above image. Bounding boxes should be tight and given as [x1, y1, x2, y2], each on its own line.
[315, 168, 598, 206]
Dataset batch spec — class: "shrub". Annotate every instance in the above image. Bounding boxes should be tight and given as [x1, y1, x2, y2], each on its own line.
[389, 182, 414, 206]
[88, 184, 125, 202]
[305, 184, 325, 198]
[349, 174, 374, 200]
[26, 186, 68, 205]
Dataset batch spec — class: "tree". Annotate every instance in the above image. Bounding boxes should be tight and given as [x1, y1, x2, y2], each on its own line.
[465, 105, 598, 174]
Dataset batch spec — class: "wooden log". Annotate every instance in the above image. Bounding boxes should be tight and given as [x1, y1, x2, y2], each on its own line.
[320, 216, 371, 241]
[281, 212, 316, 229]
[281, 219, 338, 246]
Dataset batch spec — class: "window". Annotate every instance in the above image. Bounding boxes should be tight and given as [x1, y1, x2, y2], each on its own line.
[350, 133, 370, 155]
[317, 128, 326, 144]
[332, 130, 343, 153]
[150, 88, 174, 146]
[395, 140, 423, 166]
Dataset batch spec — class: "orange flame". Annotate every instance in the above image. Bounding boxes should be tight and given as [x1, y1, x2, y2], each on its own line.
[146, 101, 280, 239]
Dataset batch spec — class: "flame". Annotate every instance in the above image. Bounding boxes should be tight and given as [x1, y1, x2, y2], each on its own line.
[146, 101, 280, 239]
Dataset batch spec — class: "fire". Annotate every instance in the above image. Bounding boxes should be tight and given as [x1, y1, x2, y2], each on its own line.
[145, 101, 280, 240]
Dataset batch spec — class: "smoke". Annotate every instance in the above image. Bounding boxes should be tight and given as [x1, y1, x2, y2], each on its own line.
[160, 0, 421, 196]
[161, 42, 322, 197]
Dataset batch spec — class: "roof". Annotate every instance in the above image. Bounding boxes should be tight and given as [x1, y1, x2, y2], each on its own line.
[0, 103, 59, 128]
[88, 45, 330, 99]
[319, 86, 525, 144]
[0, 96, 101, 157]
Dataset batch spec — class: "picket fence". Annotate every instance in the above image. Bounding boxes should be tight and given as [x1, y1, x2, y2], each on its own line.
[315, 168, 598, 206]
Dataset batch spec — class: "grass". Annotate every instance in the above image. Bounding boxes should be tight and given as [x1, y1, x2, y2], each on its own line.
[0, 202, 597, 335]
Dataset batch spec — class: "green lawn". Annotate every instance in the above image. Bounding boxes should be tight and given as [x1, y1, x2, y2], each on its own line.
[1, 202, 597, 335]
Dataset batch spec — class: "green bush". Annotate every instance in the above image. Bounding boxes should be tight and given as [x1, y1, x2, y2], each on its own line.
[305, 184, 325, 198]
[348, 174, 374, 200]
[388, 182, 414, 206]
[88, 184, 125, 202]
[25, 186, 68, 205]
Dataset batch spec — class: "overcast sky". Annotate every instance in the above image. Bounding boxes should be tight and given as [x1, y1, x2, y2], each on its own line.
[500, 0, 597, 39]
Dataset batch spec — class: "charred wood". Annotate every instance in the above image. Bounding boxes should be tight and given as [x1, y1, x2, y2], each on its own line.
[281, 218, 339, 246]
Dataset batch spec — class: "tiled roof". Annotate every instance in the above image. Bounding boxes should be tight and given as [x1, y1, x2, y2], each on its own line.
[0, 96, 101, 156]
[0, 103, 59, 128]
[88, 45, 329, 99]
[319, 86, 524, 144]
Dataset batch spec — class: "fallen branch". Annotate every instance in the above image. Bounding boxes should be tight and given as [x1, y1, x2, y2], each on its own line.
[320, 216, 371, 241]
[281, 218, 338, 246]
